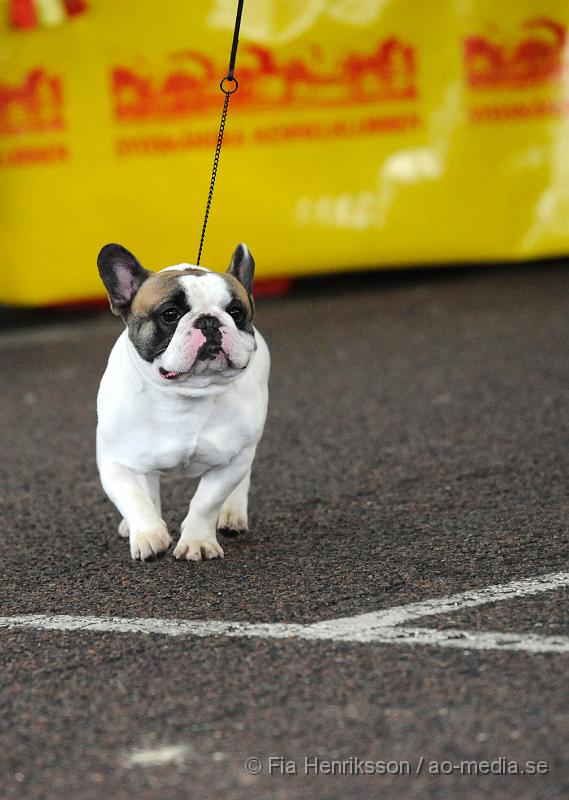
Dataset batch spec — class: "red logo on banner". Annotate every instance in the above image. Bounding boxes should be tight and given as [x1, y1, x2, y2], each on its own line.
[464, 17, 567, 90]
[0, 68, 64, 135]
[112, 39, 417, 123]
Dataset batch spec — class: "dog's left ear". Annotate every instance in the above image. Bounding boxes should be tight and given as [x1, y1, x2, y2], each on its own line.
[97, 244, 150, 317]
[227, 243, 254, 296]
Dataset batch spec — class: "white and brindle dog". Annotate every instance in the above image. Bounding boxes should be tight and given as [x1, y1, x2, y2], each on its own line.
[96, 242, 269, 562]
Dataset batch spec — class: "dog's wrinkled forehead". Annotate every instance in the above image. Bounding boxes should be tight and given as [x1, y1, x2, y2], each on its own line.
[130, 265, 251, 318]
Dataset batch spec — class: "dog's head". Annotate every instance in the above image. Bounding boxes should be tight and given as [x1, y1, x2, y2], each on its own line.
[97, 243, 256, 385]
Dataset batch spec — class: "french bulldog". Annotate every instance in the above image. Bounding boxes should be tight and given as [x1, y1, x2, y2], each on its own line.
[96, 242, 269, 562]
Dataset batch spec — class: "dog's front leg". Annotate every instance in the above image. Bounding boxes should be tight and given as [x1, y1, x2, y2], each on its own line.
[174, 450, 255, 561]
[99, 461, 171, 561]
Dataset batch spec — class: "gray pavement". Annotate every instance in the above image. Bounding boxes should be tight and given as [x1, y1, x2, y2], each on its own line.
[1, 264, 569, 799]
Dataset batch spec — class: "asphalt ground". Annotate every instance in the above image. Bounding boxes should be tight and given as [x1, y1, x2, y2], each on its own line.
[1, 263, 569, 799]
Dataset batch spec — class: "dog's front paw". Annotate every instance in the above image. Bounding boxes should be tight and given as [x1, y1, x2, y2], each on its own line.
[130, 525, 172, 561]
[174, 537, 224, 561]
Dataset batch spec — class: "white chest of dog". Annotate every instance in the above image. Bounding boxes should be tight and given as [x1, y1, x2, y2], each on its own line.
[96, 243, 269, 562]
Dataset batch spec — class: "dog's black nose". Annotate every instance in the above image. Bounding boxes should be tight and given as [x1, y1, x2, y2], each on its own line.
[194, 315, 220, 331]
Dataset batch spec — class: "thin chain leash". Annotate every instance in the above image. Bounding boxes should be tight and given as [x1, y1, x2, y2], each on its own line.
[196, 0, 244, 266]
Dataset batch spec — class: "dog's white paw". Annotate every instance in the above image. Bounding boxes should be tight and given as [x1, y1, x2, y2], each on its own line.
[217, 507, 248, 535]
[130, 525, 172, 561]
[174, 538, 224, 561]
[118, 519, 129, 538]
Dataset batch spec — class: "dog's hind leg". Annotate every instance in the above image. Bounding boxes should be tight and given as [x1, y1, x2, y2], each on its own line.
[217, 469, 251, 536]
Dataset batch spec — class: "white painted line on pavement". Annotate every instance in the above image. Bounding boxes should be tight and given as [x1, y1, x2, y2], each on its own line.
[121, 744, 191, 768]
[305, 571, 569, 639]
[340, 627, 569, 653]
[1, 571, 568, 654]
[0, 614, 305, 639]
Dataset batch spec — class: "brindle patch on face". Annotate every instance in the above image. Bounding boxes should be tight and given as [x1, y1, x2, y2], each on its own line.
[127, 272, 193, 362]
[221, 273, 255, 333]
[130, 269, 203, 317]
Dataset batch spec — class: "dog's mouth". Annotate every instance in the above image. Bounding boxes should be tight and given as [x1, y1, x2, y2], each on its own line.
[158, 367, 185, 380]
[158, 351, 232, 381]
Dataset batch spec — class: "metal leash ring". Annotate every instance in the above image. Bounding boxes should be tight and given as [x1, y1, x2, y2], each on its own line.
[219, 76, 239, 94]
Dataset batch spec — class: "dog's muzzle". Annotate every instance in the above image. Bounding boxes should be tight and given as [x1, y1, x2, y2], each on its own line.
[194, 315, 223, 361]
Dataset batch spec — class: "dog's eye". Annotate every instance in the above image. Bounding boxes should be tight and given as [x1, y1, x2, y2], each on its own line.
[228, 305, 245, 325]
[161, 307, 180, 324]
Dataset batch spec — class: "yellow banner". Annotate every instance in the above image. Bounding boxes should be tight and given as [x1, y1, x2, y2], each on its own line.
[1, 0, 569, 305]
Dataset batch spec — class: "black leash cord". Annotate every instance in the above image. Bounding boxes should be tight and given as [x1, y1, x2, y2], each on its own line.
[196, 0, 244, 266]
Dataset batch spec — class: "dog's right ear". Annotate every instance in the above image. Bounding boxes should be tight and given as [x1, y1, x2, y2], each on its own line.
[97, 244, 150, 317]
